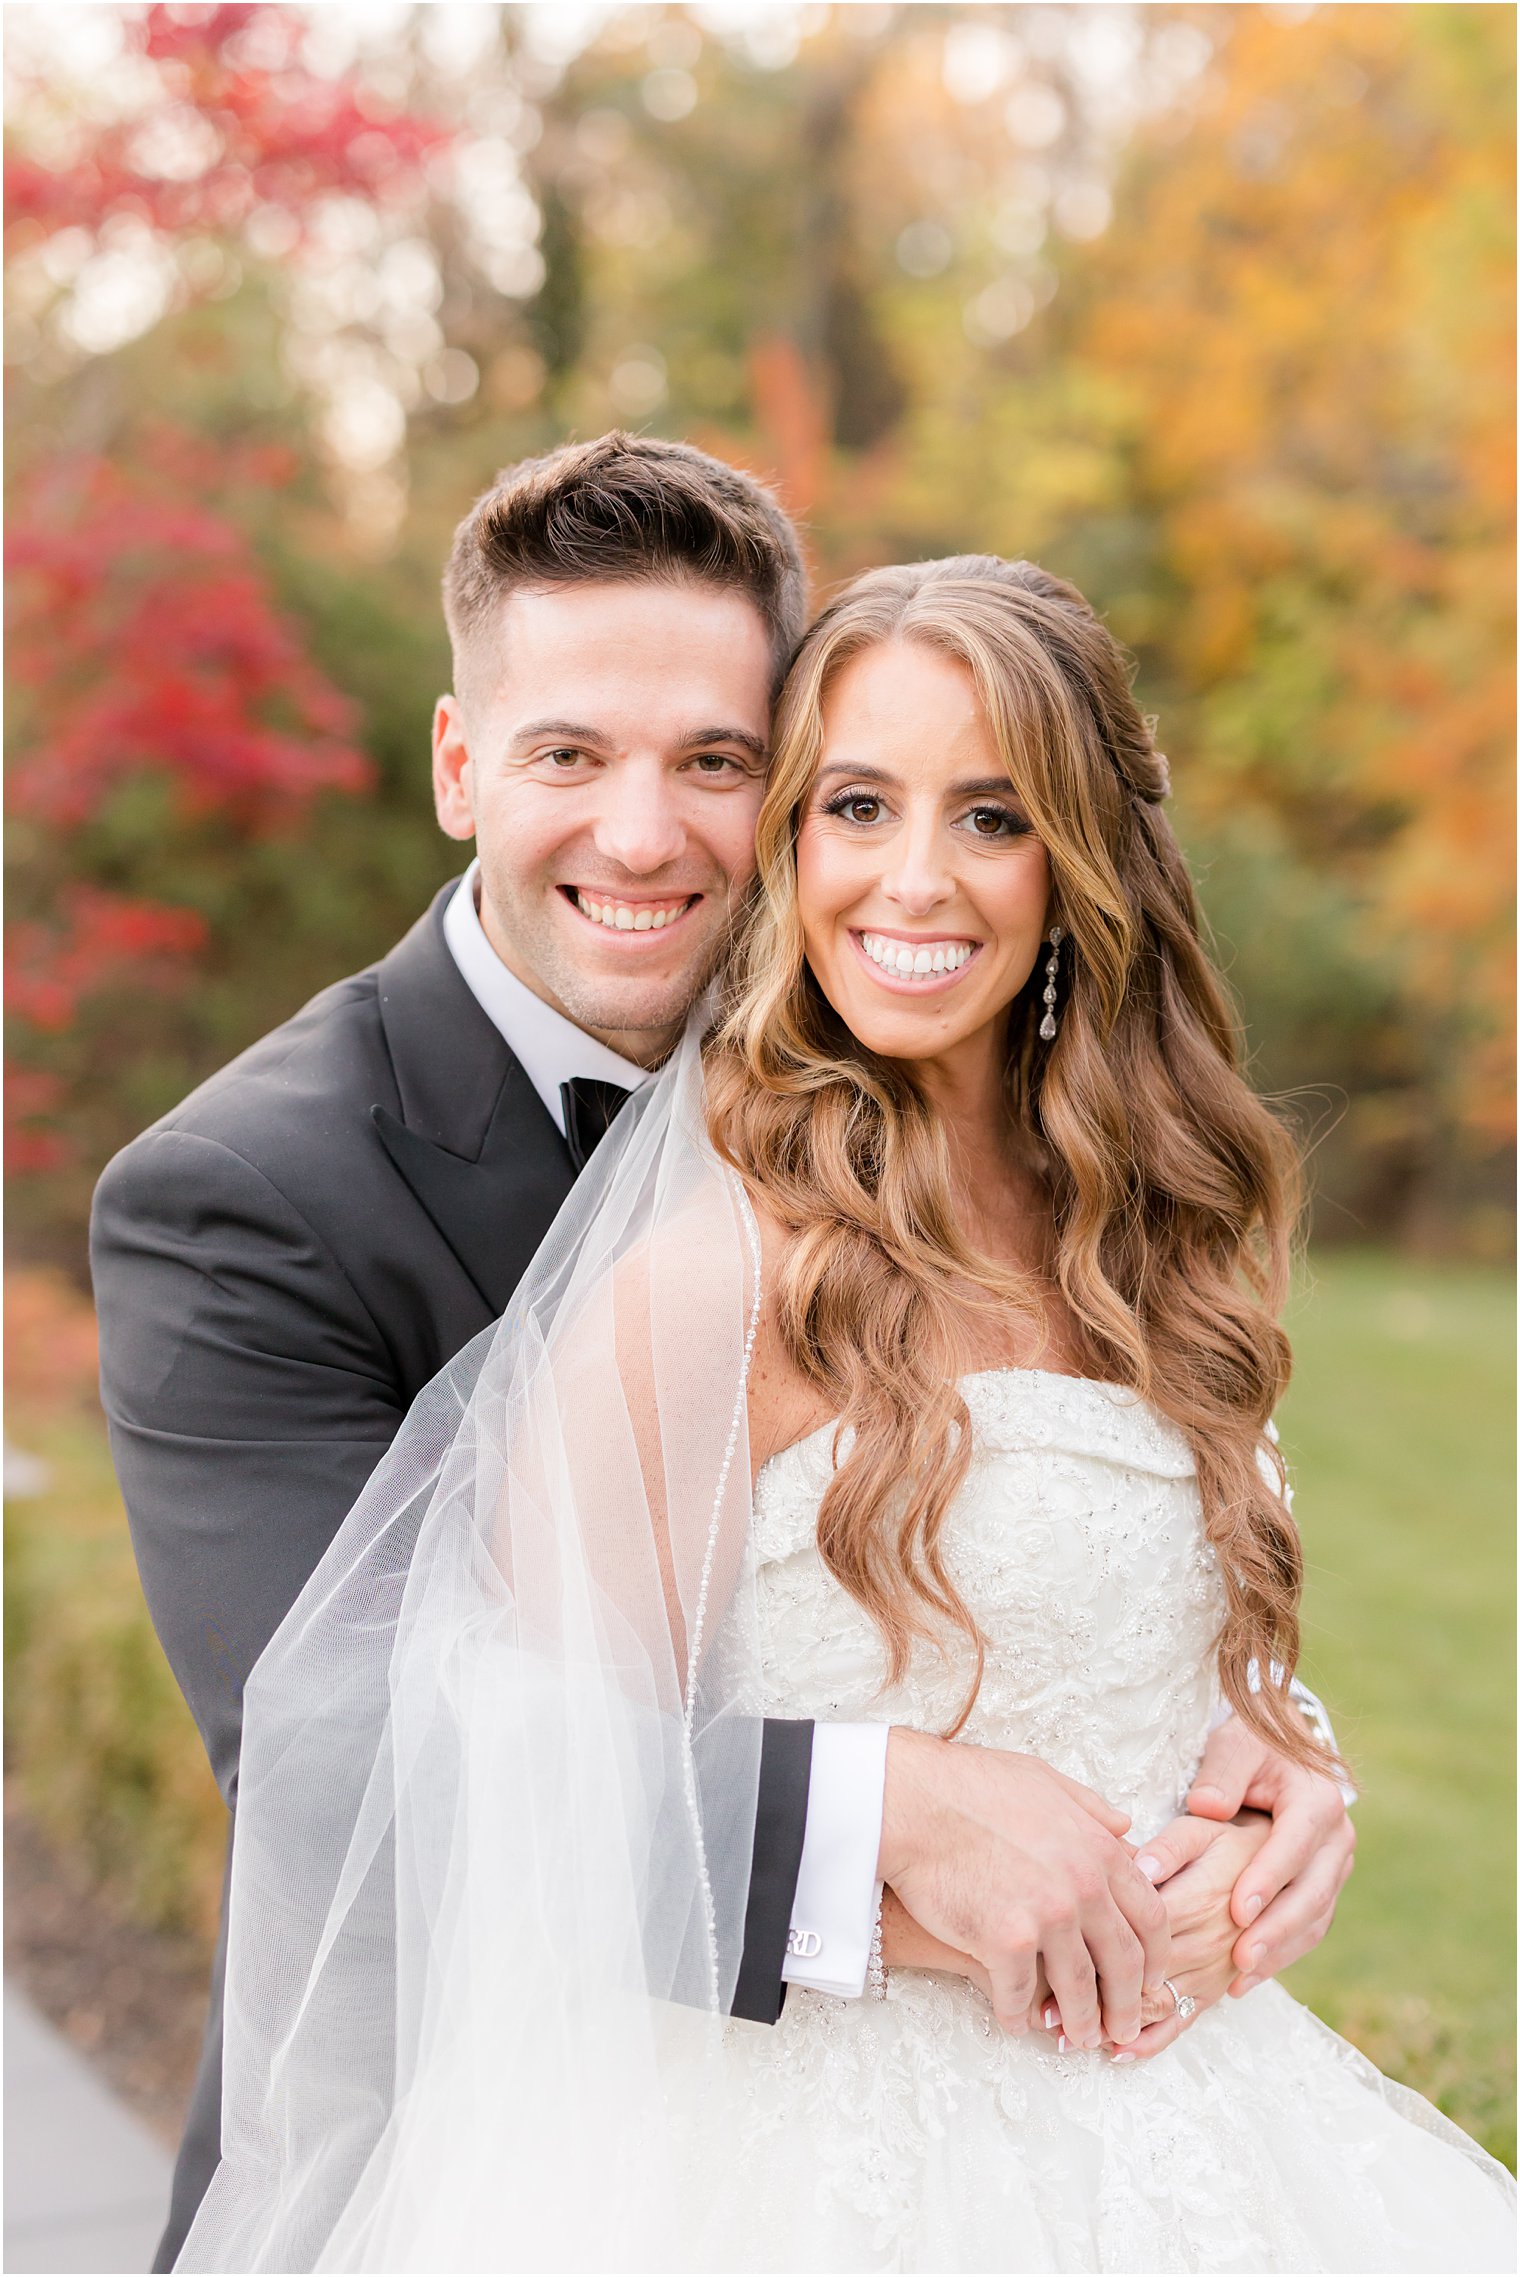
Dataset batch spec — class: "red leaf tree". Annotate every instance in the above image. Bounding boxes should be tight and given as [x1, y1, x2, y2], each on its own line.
[5, 4, 442, 250]
[6, 5, 443, 1198]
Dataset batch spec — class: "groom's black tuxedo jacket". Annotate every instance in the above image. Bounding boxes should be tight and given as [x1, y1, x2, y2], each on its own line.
[90, 881, 815, 2269]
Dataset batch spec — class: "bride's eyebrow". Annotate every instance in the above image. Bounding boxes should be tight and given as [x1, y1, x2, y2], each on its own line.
[814, 761, 895, 786]
[813, 763, 1020, 800]
[954, 775, 1022, 799]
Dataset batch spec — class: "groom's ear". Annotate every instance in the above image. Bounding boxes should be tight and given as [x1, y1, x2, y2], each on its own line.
[432, 694, 477, 843]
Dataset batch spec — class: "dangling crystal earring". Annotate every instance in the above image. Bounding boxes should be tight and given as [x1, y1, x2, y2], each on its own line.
[1039, 926, 1064, 1041]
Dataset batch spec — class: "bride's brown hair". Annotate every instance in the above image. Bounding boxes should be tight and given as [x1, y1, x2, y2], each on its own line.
[705, 555, 1333, 1771]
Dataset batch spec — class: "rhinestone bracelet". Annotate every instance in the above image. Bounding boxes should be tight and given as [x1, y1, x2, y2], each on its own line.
[868, 1887, 888, 2000]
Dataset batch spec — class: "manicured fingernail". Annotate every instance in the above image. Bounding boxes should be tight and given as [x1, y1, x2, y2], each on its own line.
[1242, 1892, 1263, 1922]
[1057, 2034, 1070, 2053]
[1112, 2051, 1136, 2064]
[1135, 1853, 1163, 1884]
[1042, 2005, 1059, 2029]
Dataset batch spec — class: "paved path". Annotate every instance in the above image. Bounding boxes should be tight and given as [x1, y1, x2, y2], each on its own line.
[4, 1980, 171, 2274]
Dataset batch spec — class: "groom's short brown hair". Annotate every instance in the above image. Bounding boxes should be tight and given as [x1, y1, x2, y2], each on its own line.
[443, 431, 809, 714]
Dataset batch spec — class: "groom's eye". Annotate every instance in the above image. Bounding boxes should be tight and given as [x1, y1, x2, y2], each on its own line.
[688, 752, 741, 775]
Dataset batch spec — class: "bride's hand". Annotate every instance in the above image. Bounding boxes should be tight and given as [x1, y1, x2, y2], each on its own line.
[884, 1812, 1270, 2058]
[1076, 1810, 1274, 2061]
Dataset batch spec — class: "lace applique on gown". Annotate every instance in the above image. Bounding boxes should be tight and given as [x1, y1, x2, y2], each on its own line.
[687, 1371, 1515, 2274]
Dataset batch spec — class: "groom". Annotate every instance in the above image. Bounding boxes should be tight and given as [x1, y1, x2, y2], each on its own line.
[93, 433, 1353, 2268]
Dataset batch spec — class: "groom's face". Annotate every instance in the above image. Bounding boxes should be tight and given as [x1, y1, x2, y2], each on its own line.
[434, 579, 773, 1061]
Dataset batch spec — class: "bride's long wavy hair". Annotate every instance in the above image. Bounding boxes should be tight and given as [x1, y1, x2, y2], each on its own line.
[705, 555, 1332, 1770]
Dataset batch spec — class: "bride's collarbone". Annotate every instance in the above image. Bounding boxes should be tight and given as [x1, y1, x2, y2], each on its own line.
[746, 1322, 1093, 1479]
[943, 1274, 1090, 1385]
[741, 1205, 1090, 1469]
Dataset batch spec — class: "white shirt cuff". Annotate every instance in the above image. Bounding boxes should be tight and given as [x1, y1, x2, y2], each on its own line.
[781, 1722, 889, 1999]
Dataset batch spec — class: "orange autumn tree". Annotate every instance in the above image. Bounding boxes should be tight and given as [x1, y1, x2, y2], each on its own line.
[1079, 3, 1514, 1160]
[813, 2, 1512, 1229]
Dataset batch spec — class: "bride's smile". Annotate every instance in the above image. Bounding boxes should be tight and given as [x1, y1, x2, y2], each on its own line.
[795, 638, 1052, 1083]
[850, 926, 981, 986]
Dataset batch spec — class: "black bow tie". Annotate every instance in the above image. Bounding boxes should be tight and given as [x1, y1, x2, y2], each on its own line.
[560, 1076, 633, 1173]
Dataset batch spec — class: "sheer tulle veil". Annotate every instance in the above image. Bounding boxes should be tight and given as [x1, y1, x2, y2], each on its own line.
[179, 1025, 769, 2272]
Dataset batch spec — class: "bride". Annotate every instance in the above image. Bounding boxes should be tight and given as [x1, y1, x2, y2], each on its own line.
[180, 556, 1512, 2273]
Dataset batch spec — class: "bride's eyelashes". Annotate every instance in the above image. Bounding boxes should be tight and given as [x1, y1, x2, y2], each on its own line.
[962, 802, 1035, 842]
[816, 786, 888, 825]
[815, 785, 1036, 841]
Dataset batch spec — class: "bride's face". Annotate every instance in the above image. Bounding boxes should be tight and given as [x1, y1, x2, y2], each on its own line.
[795, 640, 1052, 1082]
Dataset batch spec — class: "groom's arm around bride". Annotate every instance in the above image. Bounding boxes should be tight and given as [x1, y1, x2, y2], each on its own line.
[91, 434, 1353, 2269]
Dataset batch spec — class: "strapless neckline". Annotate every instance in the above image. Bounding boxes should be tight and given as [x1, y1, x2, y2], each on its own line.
[758, 1364, 1151, 1482]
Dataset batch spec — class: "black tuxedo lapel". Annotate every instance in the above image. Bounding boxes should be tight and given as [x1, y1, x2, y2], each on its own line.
[370, 1090, 573, 1319]
[372, 883, 576, 1317]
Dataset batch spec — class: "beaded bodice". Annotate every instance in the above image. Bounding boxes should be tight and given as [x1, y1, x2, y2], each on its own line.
[750, 1368, 1227, 1839]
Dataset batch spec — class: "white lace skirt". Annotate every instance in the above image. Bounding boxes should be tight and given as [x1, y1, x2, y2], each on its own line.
[688, 1975, 1514, 2274]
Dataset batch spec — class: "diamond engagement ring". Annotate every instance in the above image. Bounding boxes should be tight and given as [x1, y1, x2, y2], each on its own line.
[1162, 1977, 1198, 2022]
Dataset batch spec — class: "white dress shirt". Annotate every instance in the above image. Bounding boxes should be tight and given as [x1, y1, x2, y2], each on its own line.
[443, 865, 888, 1997]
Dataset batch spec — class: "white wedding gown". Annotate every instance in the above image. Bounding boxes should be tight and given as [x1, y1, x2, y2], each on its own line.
[678, 1369, 1513, 2273]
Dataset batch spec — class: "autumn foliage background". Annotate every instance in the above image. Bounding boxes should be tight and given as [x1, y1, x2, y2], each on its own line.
[6, 0, 1515, 1267]
[3, 0, 1515, 2161]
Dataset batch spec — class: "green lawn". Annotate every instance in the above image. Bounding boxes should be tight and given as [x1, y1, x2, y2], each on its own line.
[1277, 1249, 1515, 2167]
[4, 1251, 1513, 2163]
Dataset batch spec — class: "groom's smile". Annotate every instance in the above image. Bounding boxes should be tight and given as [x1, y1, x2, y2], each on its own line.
[432, 579, 774, 1063]
[565, 886, 701, 935]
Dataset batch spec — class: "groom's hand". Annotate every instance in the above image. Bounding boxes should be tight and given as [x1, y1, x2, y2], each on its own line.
[879, 1730, 1170, 2050]
[1177, 1716, 1354, 1994]
[1076, 1810, 1274, 2061]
